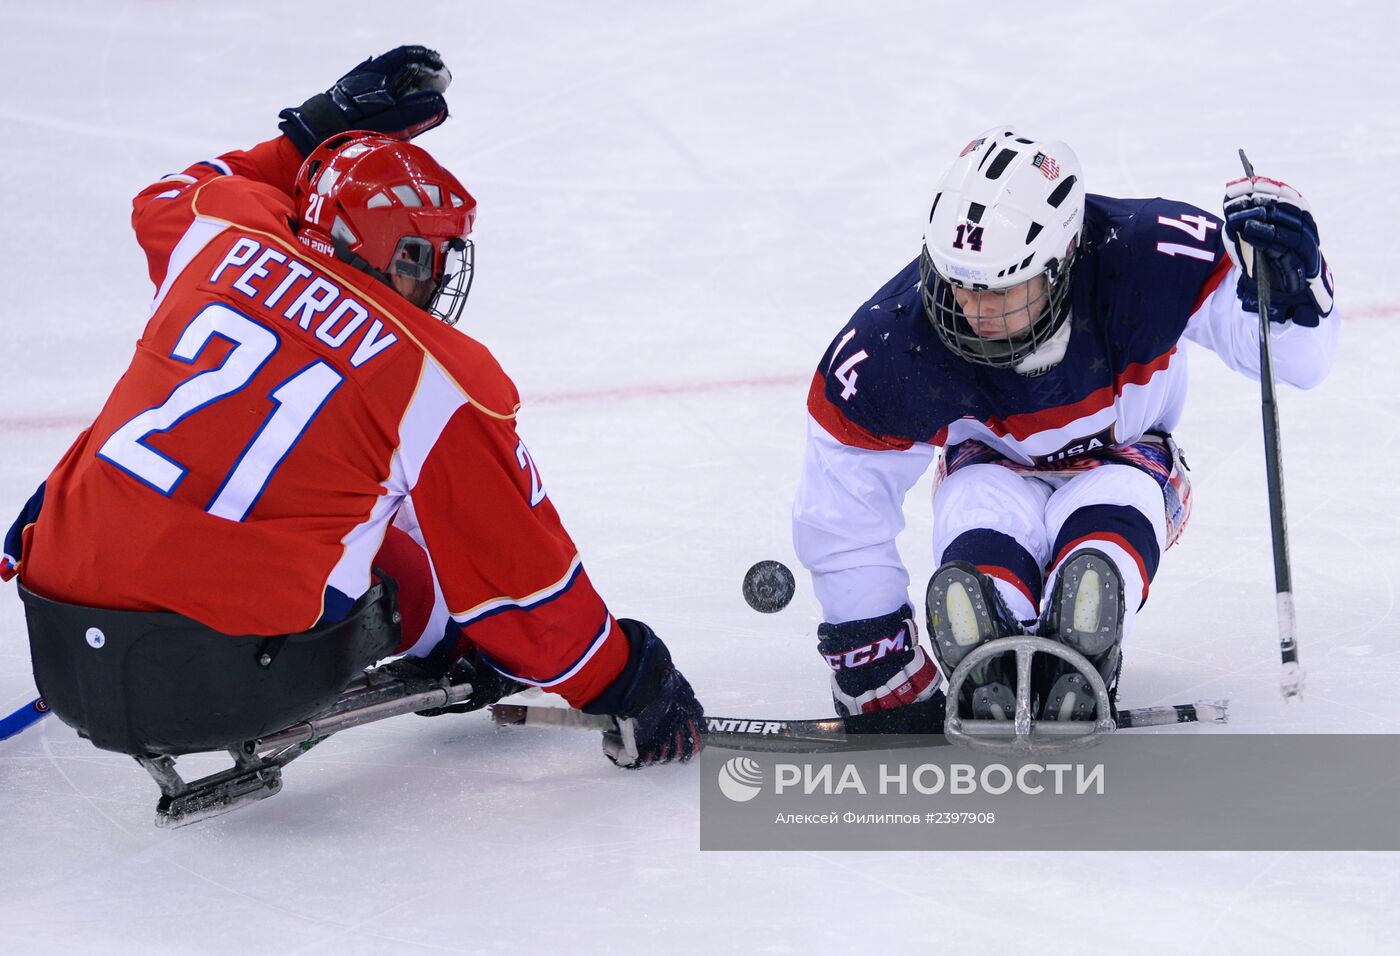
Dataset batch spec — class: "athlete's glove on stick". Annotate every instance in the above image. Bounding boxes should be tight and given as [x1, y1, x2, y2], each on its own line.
[1224, 176, 1333, 327]
[381, 637, 526, 717]
[817, 604, 940, 717]
[583, 619, 705, 769]
[278, 45, 451, 156]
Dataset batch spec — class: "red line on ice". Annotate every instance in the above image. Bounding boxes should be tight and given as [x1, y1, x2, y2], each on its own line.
[0, 373, 811, 431]
[1, 302, 1391, 431]
[530, 372, 807, 405]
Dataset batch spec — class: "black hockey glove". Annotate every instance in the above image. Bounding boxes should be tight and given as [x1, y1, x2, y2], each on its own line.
[382, 638, 525, 716]
[278, 45, 451, 156]
[1224, 176, 1333, 327]
[817, 604, 941, 717]
[583, 619, 705, 769]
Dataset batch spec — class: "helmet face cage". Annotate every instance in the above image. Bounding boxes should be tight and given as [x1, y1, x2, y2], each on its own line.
[920, 244, 1077, 368]
[427, 237, 474, 327]
[918, 127, 1086, 369]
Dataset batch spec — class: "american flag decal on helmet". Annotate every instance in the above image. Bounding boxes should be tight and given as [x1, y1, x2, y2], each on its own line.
[1033, 152, 1061, 180]
[960, 137, 986, 157]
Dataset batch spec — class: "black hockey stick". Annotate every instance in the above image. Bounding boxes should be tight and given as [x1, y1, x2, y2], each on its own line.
[490, 696, 1229, 754]
[1238, 149, 1303, 700]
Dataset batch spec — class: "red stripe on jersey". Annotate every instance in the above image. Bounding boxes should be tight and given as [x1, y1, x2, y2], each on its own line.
[985, 349, 1177, 442]
[1053, 533, 1150, 604]
[806, 372, 913, 451]
[810, 343, 1179, 451]
[1192, 253, 1233, 315]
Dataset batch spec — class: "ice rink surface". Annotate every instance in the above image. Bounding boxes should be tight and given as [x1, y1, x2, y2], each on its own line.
[2, 1, 1399, 951]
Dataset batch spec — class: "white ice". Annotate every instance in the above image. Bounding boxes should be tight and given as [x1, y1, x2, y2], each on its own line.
[2, 1, 1399, 952]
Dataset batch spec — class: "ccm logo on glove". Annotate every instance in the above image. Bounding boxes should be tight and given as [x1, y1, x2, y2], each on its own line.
[823, 632, 909, 670]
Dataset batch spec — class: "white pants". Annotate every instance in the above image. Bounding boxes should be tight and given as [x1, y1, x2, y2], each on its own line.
[931, 462, 1170, 643]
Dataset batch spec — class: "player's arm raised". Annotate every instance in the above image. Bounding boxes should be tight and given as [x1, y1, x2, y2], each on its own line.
[131, 46, 452, 293]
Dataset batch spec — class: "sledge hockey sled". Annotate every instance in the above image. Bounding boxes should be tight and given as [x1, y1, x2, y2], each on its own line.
[18, 577, 475, 826]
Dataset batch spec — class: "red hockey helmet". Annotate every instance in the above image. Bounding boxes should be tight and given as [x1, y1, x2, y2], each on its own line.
[293, 131, 477, 325]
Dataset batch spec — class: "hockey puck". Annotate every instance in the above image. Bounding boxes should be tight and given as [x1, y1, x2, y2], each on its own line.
[742, 560, 795, 613]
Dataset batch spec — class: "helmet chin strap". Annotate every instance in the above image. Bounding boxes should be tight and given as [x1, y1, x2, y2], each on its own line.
[1013, 317, 1073, 377]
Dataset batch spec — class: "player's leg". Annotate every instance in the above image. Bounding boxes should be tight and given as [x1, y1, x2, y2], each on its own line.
[1039, 463, 1168, 719]
[932, 462, 1054, 622]
[373, 517, 524, 712]
[372, 523, 439, 653]
[929, 462, 1054, 717]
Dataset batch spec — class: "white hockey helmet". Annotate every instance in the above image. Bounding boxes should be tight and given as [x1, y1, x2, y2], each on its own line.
[920, 126, 1086, 369]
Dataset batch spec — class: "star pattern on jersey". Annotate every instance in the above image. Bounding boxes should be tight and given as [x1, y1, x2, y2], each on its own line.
[1090, 356, 1107, 373]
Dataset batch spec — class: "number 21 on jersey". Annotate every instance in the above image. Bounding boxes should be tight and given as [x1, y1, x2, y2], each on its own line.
[98, 303, 342, 522]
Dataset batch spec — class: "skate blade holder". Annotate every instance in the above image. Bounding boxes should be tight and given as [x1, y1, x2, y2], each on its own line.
[136, 672, 480, 828]
[138, 750, 286, 829]
[944, 635, 1115, 756]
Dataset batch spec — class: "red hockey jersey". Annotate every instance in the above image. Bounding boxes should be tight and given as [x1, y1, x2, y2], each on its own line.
[18, 137, 628, 707]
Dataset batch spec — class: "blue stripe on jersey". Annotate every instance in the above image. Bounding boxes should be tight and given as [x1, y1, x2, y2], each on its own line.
[454, 558, 585, 627]
[485, 612, 612, 688]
